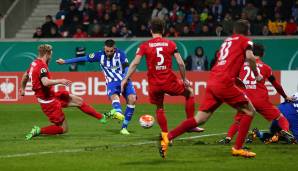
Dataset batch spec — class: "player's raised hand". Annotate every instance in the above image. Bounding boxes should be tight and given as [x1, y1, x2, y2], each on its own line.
[285, 96, 295, 102]
[183, 79, 191, 87]
[60, 79, 72, 86]
[18, 88, 25, 100]
[121, 78, 128, 93]
[56, 58, 65, 65]
[256, 75, 263, 82]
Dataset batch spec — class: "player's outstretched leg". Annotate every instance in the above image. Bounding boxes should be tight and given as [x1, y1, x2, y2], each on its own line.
[68, 94, 107, 123]
[184, 87, 205, 133]
[120, 94, 136, 135]
[219, 112, 243, 144]
[232, 104, 256, 158]
[120, 105, 135, 135]
[158, 110, 211, 158]
[26, 122, 66, 140]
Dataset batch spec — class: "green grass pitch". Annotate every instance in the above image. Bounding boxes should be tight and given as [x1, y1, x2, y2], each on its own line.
[0, 104, 298, 171]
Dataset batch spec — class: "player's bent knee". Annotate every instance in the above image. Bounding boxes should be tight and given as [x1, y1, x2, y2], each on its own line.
[128, 95, 137, 104]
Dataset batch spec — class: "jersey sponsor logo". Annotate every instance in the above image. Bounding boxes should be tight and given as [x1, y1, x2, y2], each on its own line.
[0, 76, 18, 101]
[40, 68, 47, 74]
[89, 53, 95, 59]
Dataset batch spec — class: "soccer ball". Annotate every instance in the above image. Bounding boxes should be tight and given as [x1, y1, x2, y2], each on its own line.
[139, 114, 155, 128]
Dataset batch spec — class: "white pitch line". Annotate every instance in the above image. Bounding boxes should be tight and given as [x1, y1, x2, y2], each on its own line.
[0, 132, 226, 159]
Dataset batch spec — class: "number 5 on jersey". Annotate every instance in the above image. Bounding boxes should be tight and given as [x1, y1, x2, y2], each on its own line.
[156, 47, 166, 70]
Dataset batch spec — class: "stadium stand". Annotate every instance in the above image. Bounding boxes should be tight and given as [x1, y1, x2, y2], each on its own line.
[29, 0, 298, 38]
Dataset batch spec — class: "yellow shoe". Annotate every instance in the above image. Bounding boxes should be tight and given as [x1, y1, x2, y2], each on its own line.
[231, 147, 256, 158]
[159, 132, 169, 159]
[105, 109, 124, 121]
[120, 128, 130, 135]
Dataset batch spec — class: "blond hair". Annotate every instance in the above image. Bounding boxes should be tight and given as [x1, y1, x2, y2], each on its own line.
[38, 44, 52, 56]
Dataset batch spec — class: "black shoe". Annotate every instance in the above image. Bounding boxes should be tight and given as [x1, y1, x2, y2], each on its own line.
[218, 137, 231, 144]
[280, 130, 297, 144]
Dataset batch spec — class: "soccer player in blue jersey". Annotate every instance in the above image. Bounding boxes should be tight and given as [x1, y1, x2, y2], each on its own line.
[56, 39, 137, 135]
[248, 92, 298, 144]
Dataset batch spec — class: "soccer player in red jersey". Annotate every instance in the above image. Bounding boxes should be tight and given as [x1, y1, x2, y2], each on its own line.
[121, 18, 204, 136]
[20, 44, 122, 140]
[151, 20, 262, 158]
[219, 43, 296, 144]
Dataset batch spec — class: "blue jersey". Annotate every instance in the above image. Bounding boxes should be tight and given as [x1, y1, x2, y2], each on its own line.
[278, 101, 298, 139]
[86, 48, 128, 84]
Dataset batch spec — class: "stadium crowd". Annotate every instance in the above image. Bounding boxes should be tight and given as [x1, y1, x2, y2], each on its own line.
[33, 0, 298, 38]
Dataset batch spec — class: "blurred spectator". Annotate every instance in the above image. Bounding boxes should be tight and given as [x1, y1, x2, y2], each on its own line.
[108, 26, 121, 37]
[120, 26, 132, 38]
[200, 25, 213, 36]
[215, 25, 227, 37]
[138, 2, 152, 25]
[100, 13, 113, 36]
[73, 27, 88, 38]
[180, 25, 194, 37]
[174, 11, 186, 33]
[33, 27, 43, 38]
[48, 27, 62, 38]
[268, 13, 286, 34]
[251, 14, 266, 35]
[64, 3, 81, 27]
[226, 0, 241, 19]
[166, 25, 179, 37]
[292, 1, 298, 22]
[285, 18, 298, 35]
[137, 24, 150, 37]
[185, 47, 209, 71]
[276, 25, 286, 35]
[67, 15, 82, 36]
[41, 15, 58, 37]
[89, 24, 104, 37]
[151, 2, 168, 20]
[220, 13, 234, 35]
[211, 0, 223, 22]
[129, 15, 142, 36]
[262, 25, 271, 36]
[242, 2, 258, 21]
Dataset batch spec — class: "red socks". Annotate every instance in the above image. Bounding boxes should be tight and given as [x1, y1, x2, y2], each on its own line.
[156, 108, 168, 132]
[277, 115, 289, 131]
[41, 125, 64, 135]
[168, 117, 198, 140]
[79, 102, 103, 119]
[234, 114, 253, 149]
[227, 122, 239, 139]
[227, 112, 243, 139]
[185, 96, 195, 118]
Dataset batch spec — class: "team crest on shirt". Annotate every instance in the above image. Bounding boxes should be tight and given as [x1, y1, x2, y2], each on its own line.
[89, 53, 95, 59]
[40, 68, 47, 73]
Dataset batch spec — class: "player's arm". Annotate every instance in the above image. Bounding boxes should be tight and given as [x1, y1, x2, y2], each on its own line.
[245, 49, 262, 81]
[56, 52, 100, 64]
[174, 52, 190, 87]
[121, 55, 142, 92]
[41, 77, 71, 87]
[39, 68, 71, 86]
[20, 72, 29, 96]
[268, 75, 294, 101]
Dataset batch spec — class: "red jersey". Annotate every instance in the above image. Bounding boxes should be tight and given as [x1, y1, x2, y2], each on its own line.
[239, 58, 272, 100]
[209, 34, 253, 86]
[136, 37, 178, 85]
[27, 59, 55, 100]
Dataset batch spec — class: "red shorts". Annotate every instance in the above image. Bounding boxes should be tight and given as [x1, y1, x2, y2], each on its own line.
[199, 84, 249, 112]
[250, 98, 281, 121]
[39, 91, 70, 125]
[148, 79, 185, 106]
